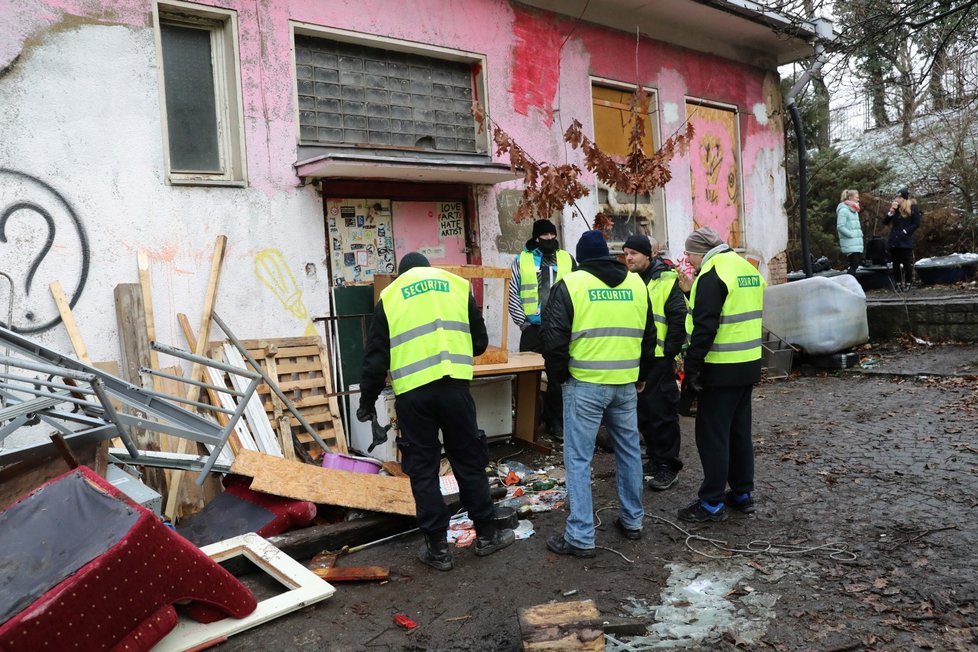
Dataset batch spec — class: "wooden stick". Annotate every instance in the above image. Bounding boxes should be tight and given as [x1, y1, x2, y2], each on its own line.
[137, 251, 162, 392]
[49, 280, 92, 364]
[165, 235, 228, 522]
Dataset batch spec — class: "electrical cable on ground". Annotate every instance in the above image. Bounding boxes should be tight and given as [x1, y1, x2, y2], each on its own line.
[592, 505, 857, 562]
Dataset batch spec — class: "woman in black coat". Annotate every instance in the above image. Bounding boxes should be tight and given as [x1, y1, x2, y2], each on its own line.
[883, 188, 921, 291]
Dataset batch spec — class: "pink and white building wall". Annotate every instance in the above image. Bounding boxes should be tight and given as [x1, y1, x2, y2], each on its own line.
[0, 0, 819, 364]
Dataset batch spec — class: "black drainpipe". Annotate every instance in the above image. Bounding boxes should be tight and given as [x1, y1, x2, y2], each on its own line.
[788, 103, 812, 278]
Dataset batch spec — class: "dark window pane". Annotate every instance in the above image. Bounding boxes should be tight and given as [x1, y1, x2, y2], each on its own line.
[161, 23, 221, 172]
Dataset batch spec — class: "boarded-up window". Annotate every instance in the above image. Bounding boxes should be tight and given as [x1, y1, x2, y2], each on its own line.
[591, 84, 665, 246]
[685, 101, 743, 248]
[295, 36, 481, 154]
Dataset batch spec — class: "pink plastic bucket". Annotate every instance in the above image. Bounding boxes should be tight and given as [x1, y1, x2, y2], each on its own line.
[321, 452, 383, 474]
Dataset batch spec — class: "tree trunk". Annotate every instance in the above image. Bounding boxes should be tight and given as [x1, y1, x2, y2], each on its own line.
[868, 58, 889, 128]
[930, 45, 948, 111]
[811, 74, 830, 149]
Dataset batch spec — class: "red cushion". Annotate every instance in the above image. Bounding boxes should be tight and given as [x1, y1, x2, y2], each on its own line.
[0, 467, 257, 652]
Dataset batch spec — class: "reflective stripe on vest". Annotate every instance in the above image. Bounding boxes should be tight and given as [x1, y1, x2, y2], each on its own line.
[686, 252, 765, 364]
[646, 269, 685, 357]
[518, 249, 572, 316]
[380, 267, 474, 394]
[563, 270, 649, 384]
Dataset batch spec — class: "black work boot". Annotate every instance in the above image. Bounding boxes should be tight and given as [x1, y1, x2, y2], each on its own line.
[474, 523, 516, 557]
[418, 532, 453, 571]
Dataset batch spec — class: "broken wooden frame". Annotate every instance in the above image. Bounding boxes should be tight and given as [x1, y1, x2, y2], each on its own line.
[151, 533, 335, 652]
[0, 325, 258, 484]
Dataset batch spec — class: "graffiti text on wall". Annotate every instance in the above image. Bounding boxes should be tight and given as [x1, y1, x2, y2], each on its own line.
[0, 169, 90, 333]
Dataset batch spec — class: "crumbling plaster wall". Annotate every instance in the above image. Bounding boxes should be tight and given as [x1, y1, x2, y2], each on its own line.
[0, 0, 790, 362]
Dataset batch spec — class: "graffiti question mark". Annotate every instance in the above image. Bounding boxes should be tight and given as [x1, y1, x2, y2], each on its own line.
[0, 168, 91, 334]
[0, 201, 56, 297]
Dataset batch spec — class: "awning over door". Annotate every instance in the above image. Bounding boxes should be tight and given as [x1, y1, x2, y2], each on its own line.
[295, 153, 517, 185]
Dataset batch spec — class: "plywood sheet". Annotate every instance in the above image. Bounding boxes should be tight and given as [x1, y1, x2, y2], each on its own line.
[231, 451, 415, 516]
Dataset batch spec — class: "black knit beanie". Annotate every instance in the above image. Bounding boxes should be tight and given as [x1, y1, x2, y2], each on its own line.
[398, 252, 430, 274]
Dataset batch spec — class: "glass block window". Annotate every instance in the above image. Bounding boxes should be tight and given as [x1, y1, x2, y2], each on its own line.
[294, 35, 480, 153]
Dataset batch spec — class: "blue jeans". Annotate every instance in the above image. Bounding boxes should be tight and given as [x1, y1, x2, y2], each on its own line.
[561, 378, 645, 548]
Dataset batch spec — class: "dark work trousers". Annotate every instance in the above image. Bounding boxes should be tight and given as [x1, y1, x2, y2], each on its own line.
[890, 247, 914, 285]
[846, 252, 862, 275]
[395, 378, 495, 536]
[637, 359, 682, 472]
[694, 384, 755, 504]
[519, 324, 562, 430]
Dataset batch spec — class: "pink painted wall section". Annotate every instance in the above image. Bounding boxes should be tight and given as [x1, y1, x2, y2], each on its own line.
[508, 11, 561, 127]
[5, 0, 785, 249]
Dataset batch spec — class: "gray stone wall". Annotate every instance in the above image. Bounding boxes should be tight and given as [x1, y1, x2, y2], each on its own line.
[868, 297, 978, 341]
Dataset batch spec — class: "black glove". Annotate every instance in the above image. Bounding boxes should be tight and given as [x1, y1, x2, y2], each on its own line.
[368, 417, 393, 453]
[678, 371, 700, 417]
[356, 405, 376, 423]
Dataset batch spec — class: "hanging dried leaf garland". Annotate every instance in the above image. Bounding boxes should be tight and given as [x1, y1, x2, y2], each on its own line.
[473, 101, 590, 223]
[472, 88, 694, 224]
[564, 88, 695, 196]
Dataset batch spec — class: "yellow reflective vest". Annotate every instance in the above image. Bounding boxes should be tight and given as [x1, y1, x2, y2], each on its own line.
[380, 267, 473, 394]
[646, 269, 684, 357]
[519, 249, 572, 317]
[686, 252, 765, 364]
[563, 270, 649, 384]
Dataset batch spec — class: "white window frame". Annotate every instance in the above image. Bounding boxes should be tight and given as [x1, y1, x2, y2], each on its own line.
[153, 0, 248, 186]
[589, 76, 666, 250]
[288, 21, 490, 155]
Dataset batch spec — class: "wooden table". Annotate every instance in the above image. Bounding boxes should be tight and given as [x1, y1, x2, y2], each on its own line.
[473, 351, 547, 450]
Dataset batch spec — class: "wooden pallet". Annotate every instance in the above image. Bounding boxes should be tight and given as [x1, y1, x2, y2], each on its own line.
[210, 336, 347, 458]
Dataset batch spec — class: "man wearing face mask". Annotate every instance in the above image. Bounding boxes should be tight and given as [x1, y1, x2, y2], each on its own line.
[508, 219, 577, 439]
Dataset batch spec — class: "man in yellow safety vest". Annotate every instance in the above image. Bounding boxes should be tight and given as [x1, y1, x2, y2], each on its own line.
[622, 234, 688, 492]
[541, 231, 656, 557]
[508, 218, 576, 439]
[678, 227, 766, 523]
[358, 252, 515, 570]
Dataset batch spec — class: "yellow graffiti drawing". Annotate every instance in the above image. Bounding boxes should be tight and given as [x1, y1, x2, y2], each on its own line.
[701, 136, 723, 204]
[254, 249, 318, 337]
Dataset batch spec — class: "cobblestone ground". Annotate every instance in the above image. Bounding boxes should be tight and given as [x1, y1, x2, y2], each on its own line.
[226, 343, 978, 651]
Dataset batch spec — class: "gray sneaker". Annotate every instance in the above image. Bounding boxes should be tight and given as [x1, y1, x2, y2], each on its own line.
[648, 467, 678, 491]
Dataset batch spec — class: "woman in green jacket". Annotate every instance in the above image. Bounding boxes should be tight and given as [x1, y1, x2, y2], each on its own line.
[836, 189, 864, 275]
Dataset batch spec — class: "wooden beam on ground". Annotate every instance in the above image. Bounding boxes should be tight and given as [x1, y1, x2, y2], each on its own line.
[267, 514, 416, 564]
[518, 600, 605, 651]
[230, 450, 416, 516]
[312, 566, 390, 582]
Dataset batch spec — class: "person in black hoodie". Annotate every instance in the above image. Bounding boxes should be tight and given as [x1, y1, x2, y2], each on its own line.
[622, 234, 688, 491]
[883, 187, 922, 291]
[541, 231, 656, 557]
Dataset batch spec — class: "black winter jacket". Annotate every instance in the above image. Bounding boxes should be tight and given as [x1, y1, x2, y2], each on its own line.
[358, 293, 489, 413]
[883, 204, 921, 249]
[684, 249, 762, 387]
[539, 258, 656, 385]
[639, 257, 687, 361]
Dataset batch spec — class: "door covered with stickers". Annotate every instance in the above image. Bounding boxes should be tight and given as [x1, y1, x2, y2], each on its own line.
[326, 199, 396, 286]
[326, 198, 468, 285]
[685, 101, 743, 248]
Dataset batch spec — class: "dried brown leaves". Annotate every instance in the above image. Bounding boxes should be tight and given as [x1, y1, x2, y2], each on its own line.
[472, 88, 694, 224]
